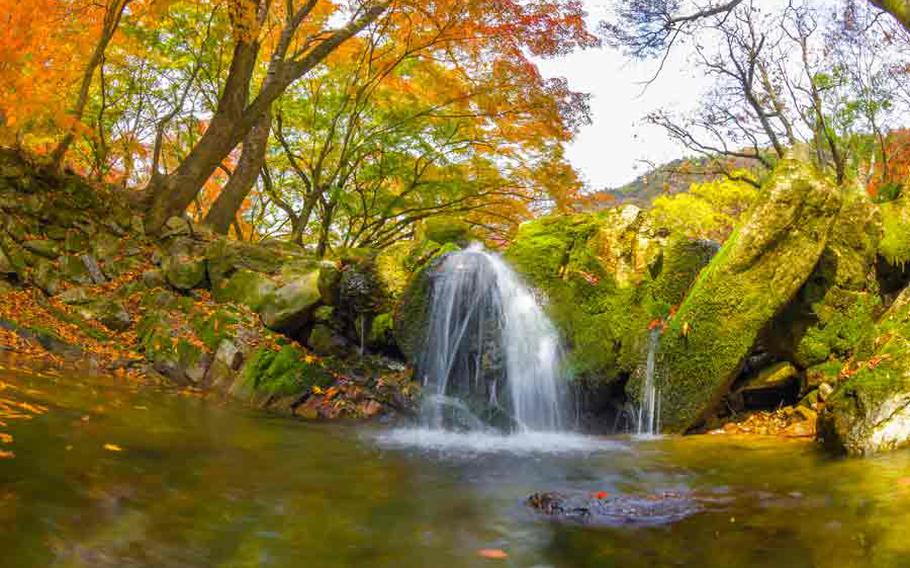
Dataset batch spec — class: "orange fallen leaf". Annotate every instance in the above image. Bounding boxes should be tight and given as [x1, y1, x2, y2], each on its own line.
[592, 491, 609, 500]
[103, 443, 123, 452]
[0, 450, 14, 459]
[477, 549, 508, 560]
[897, 477, 910, 486]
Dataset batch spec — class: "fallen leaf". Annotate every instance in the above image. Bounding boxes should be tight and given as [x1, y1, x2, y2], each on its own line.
[477, 549, 508, 560]
[592, 491, 609, 500]
[103, 443, 123, 452]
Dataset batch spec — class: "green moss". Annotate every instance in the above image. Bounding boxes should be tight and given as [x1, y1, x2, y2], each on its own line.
[191, 308, 243, 351]
[656, 159, 841, 432]
[879, 196, 910, 266]
[819, 297, 910, 455]
[241, 345, 333, 397]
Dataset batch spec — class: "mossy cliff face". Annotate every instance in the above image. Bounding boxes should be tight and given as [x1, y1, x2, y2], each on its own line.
[818, 286, 910, 455]
[766, 188, 882, 368]
[503, 206, 716, 387]
[657, 159, 841, 433]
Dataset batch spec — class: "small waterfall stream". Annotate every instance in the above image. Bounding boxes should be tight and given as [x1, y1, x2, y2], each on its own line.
[419, 245, 566, 433]
[636, 329, 662, 435]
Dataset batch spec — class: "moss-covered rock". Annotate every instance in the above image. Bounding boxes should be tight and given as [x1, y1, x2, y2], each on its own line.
[737, 361, 801, 409]
[879, 196, 910, 266]
[818, 286, 910, 455]
[260, 270, 322, 333]
[766, 191, 882, 368]
[164, 253, 207, 291]
[22, 239, 60, 260]
[503, 206, 710, 387]
[656, 159, 841, 432]
[211, 268, 277, 311]
[422, 216, 473, 246]
[235, 344, 332, 399]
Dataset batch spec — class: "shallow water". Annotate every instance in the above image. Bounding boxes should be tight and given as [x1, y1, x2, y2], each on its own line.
[2, 366, 910, 568]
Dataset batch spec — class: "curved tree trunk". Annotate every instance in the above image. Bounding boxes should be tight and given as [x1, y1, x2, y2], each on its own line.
[204, 110, 272, 233]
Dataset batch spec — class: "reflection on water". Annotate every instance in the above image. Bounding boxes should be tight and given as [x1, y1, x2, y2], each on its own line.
[2, 365, 910, 567]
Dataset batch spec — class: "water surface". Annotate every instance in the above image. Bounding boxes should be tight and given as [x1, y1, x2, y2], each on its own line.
[2, 365, 910, 567]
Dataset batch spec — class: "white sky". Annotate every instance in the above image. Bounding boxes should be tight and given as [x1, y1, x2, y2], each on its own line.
[535, 1, 712, 190]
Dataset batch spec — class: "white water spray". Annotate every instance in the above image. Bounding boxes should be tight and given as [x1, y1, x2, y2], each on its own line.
[636, 329, 661, 435]
[419, 245, 566, 432]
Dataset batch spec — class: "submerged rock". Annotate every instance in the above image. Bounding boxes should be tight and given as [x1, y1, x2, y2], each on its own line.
[818, 286, 910, 455]
[527, 490, 704, 527]
[657, 159, 841, 432]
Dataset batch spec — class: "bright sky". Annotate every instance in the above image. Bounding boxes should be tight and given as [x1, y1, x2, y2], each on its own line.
[535, 1, 711, 190]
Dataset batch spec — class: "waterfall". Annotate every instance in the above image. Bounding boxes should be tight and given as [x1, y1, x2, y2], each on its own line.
[636, 329, 661, 435]
[419, 245, 566, 433]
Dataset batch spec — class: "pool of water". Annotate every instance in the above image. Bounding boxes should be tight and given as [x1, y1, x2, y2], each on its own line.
[2, 364, 910, 567]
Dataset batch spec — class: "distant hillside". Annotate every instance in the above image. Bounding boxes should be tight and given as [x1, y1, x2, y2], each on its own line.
[580, 155, 760, 210]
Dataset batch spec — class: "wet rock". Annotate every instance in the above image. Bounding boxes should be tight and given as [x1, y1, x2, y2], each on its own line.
[527, 491, 704, 527]
[657, 159, 841, 432]
[76, 300, 133, 332]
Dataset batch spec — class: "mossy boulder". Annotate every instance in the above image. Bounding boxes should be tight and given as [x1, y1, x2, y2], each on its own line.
[504, 206, 709, 387]
[23, 239, 60, 259]
[818, 286, 910, 455]
[212, 268, 277, 311]
[879, 196, 910, 266]
[234, 344, 332, 400]
[164, 253, 207, 291]
[422, 216, 473, 246]
[656, 159, 841, 432]
[766, 191, 882, 367]
[260, 270, 322, 333]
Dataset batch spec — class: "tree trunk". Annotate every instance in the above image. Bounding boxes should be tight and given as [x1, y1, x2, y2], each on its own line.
[204, 109, 272, 233]
[142, 4, 387, 234]
[144, 39, 260, 232]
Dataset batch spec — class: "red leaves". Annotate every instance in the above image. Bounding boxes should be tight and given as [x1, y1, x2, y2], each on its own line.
[592, 490, 609, 500]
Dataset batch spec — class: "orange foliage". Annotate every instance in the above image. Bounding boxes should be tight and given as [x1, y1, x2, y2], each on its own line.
[868, 128, 910, 198]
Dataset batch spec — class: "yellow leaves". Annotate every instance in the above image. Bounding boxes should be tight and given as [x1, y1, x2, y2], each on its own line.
[102, 443, 123, 452]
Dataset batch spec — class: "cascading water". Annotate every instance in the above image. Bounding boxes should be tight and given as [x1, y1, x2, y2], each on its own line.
[635, 329, 661, 435]
[418, 245, 566, 433]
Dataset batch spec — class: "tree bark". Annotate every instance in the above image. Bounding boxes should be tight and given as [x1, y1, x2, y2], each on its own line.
[204, 109, 271, 233]
[143, 38, 261, 230]
[143, 3, 388, 234]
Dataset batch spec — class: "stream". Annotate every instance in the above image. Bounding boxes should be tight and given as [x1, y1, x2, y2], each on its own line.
[2, 364, 910, 568]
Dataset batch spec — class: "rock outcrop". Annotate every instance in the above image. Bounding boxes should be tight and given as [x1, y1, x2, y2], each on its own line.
[818, 286, 910, 455]
[656, 159, 841, 432]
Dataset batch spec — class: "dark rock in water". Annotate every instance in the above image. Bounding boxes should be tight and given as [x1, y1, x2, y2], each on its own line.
[527, 490, 703, 527]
